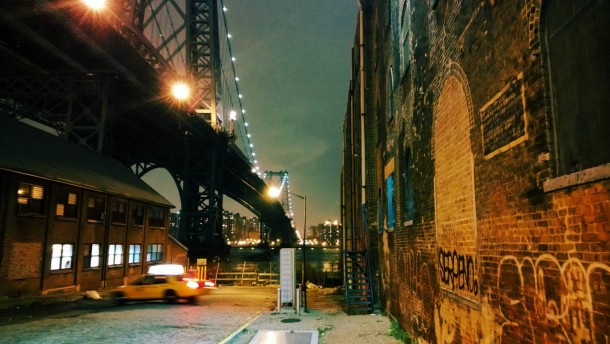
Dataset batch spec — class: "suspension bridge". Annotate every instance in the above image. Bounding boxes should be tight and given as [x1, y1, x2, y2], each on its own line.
[0, 0, 298, 256]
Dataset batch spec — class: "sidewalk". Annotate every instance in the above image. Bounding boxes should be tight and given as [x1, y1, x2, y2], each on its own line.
[224, 288, 404, 344]
[0, 290, 100, 310]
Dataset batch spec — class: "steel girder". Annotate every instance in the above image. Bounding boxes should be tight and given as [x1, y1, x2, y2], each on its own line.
[188, 0, 220, 127]
[0, 75, 112, 153]
[0, 1, 296, 253]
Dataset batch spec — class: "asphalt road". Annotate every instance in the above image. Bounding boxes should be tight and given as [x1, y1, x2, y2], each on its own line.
[0, 286, 279, 344]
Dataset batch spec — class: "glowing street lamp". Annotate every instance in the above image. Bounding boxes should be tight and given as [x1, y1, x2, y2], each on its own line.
[82, 0, 106, 10]
[171, 82, 190, 101]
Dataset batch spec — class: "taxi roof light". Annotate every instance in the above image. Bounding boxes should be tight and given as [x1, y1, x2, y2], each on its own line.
[148, 264, 184, 275]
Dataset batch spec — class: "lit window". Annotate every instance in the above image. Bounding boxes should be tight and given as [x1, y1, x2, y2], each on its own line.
[147, 244, 163, 262]
[51, 244, 73, 270]
[56, 190, 78, 218]
[83, 244, 100, 268]
[128, 244, 141, 264]
[107, 244, 123, 267]
[17, 183, 45, 215]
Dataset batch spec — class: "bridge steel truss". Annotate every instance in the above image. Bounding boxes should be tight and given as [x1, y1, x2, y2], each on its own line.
[0, 0, 296, 257]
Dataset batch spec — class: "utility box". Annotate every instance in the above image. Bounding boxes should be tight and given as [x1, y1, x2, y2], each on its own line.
[279, 248, 296, 306]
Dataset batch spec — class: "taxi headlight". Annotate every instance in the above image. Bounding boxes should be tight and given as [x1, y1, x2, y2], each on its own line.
[186, 280, 199, 289]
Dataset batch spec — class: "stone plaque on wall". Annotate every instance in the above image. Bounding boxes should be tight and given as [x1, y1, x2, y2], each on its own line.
[8, 243, 41, 280]
[480, 72, 528, 159]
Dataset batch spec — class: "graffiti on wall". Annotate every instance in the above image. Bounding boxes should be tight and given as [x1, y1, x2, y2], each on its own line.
[438, 247, 479, 297]
[397, 248, 434, 335]
[498, 254, 610, 343]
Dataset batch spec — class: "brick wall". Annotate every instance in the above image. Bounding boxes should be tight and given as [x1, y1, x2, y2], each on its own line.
[344, 0, 610, 343]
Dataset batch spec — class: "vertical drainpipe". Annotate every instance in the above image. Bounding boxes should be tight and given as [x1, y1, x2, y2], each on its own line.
[356, 0, 368, 247]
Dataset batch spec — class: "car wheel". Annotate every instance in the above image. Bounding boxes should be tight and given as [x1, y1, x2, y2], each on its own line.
[188, 296, 197, 304]
[112, 292, 126, 305]
[164, 290, 177, 303]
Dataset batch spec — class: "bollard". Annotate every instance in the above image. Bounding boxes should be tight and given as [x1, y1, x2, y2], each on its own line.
[277, 288, 281, 312]
[295, 287, 301, 315]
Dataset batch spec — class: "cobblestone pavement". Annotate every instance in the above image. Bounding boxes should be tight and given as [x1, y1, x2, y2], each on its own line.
[0, 287, 403, 344]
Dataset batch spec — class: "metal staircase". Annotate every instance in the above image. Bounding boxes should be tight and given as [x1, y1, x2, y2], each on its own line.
[345, 250, 374, 314]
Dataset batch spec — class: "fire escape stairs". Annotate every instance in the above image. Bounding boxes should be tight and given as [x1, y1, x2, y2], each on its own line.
[345, 250, 374, 314]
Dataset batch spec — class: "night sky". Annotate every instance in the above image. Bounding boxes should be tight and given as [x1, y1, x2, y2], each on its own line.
[144, 0, 358, 235]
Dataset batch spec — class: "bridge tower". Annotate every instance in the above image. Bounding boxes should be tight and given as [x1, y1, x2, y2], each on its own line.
[263, 171, 291, 214]
[262, 170, 292, 244]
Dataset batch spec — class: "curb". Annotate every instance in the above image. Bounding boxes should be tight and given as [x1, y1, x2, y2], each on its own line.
[219, 311, 263, 344]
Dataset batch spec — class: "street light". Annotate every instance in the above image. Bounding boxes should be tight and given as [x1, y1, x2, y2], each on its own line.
[290, 192, 307, 313]
[267, 186, 308, 312]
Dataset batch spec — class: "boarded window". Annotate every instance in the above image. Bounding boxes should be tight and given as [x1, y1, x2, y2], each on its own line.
[544, 0, 610, 174]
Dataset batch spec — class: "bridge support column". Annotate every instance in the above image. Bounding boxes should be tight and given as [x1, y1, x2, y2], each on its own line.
[178, 117, 229, 259]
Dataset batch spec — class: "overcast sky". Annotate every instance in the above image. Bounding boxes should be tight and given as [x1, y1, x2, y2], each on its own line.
[144, 0, 358, 234]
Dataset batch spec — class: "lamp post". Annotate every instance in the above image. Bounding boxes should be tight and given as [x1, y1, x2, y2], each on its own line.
[267, 186, 307, 312]
[290, 192, 307, 313]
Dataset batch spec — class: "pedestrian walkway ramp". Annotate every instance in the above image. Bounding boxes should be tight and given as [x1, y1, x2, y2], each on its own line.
[249, 330, 318, 344]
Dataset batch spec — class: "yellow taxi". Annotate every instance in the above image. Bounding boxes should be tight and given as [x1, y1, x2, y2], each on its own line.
[112, 264, 211, 304]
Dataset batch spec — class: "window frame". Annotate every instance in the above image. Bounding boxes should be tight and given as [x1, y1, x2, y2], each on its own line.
[50, 243, 74, 271]
[148, 207, 166, 228]
[83, 243, 101, 269]
[146, 243, 163, 262]
[131, 204, 145, 227]
[16, 182, 46, 215]
[107, 244, 124, 267]
[110, 201, 127, 224]
[87, 196, 106, 222]
[386, 174, 395, 230]
[541, 0, 610, 181]
[56, 190, 79, 219]
[128, 244, 141, 265]
[399, 0, 410, 78]
[402, 148, 415, 225]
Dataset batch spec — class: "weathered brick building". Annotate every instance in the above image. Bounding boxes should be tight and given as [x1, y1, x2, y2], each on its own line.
[342, 0, 609, 342]
[0, 116, 187, 297]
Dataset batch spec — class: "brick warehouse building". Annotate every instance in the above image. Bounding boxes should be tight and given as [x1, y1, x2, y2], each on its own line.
[342, 0, 609, 343]
[0, 116, 187, 297]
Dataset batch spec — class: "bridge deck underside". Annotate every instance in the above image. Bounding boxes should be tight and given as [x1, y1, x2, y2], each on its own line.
[0, 1, 296, 245]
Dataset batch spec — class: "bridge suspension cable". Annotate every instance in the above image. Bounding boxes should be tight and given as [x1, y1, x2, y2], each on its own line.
[217, 0, 259, 173]
[264, 171, 300, 233]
